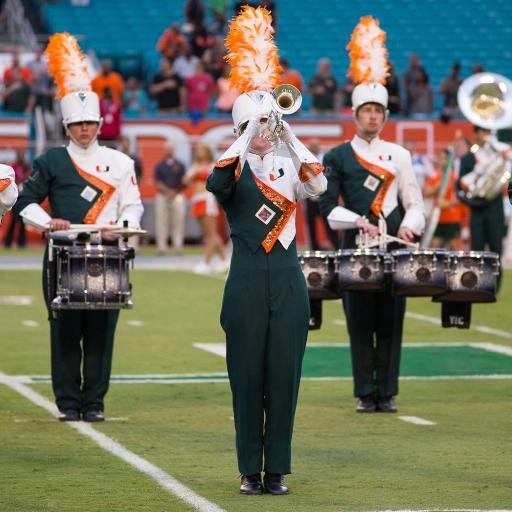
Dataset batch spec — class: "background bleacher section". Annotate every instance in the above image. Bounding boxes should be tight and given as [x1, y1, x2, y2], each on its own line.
[42, 0, 512, 113]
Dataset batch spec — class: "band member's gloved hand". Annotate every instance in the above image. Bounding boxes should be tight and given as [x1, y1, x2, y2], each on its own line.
[101, 224, 120, 241]
[280, 120, 294, 144]
[48, 218, 71, 230]
[398, 226, 421, 242]
[355, 216, 379, 236]
[245, 116, 262, 140]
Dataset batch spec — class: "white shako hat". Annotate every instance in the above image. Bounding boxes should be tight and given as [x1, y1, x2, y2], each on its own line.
[352, 82, 388, 111]
[225, 5, 281, 130]
[60, 90, 101, 125]
[231, 90, 274, 130]
[45, 32, 101, 126]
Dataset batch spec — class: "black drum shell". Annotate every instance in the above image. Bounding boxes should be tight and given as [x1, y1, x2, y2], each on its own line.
[391, 249, 448, 297]
[337, 249, 388, 291]
[298, 251, 339, 300]
[49, 244, 134, 309]
[434, 251, 499, 303]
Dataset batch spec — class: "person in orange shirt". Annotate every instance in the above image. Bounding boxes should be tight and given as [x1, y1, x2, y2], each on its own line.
[156, 23, 188, 62]
[279, 58, 304, 92]
[91, 60, 124, 103]
[424, 148, 464, 250]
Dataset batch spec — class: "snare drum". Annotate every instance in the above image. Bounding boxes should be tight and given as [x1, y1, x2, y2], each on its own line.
[49, 243, 135, 310]
[391, 249, 449, 297]
[338, 249, 390, 291]
[435, 251, 499, 303]
[298, 251, 339, 300]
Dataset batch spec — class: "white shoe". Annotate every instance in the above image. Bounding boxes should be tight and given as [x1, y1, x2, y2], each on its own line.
[213, 259, 230, 273]
[193, 261, 211, 275]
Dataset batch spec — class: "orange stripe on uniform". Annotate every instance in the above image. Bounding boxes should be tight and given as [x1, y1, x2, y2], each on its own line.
[215, 156, 242, 181]
[298, 162, 324, 183]
[353, 151, 395, 217]
[71, 160, 115, 224]
[0, 178, 12, 192]
[252, 173, 296, 253]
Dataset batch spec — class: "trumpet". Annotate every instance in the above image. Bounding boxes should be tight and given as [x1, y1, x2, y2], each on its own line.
[261, 84, 302, 144]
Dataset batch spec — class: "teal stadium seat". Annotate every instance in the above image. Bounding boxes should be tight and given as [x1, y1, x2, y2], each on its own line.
[43, 0, 512, 114]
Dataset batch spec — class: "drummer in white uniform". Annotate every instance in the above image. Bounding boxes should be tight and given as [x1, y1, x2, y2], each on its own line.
[0, 164, 18, 223]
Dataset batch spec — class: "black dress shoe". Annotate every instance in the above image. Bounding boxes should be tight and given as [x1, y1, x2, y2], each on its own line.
[82, 410, 105, 422]
[376, 397, 397, 413]
[240, 474, 263, 495]
[356, 396, 376, 413]
[263, 473, 289, 495]
[58, 409, 80, 422]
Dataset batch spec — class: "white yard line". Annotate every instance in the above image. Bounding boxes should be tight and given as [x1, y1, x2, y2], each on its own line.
[0, 295, 34, 305]
[398, 415, 436, 426]
[0, 371, 226, 512]
[406, 311, 512, 339]
[21, 320, 39, 328]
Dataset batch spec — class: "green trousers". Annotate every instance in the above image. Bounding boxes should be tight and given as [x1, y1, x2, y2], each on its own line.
[221, 237, 309, 476]
[470, 199, 505, 254]
[342, 289, 406, 398]
[49, 309, 119, 412]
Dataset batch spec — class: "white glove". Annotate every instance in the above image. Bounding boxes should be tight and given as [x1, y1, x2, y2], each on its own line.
[280, 120, 294, 144]
[244, 117, 261, 139]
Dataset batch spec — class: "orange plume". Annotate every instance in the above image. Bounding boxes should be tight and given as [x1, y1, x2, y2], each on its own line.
[45, 33, 91, 99]
[225, 5, 281, 93]
[347, 16, 389, 85]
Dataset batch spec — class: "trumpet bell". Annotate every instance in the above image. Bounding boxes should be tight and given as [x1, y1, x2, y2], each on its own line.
[457, 72, 512, 130]
[272, 84, 302, 114]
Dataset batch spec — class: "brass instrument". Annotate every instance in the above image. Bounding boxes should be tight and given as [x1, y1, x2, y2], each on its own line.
[262, 84, 302, 144]
[457, 72, 512, 206]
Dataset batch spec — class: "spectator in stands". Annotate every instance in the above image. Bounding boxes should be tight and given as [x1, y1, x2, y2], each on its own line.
[123, 76, 149, 116]
[154, 142, 187, 256]
[184, 0, 206, 36]
[3, 50, 32, 85]
[424, 148, 464, 250]
[404, 140, 435, 190]
[340, 73, 355, 114]
[25, 47, 55, 122]
[2, 68, 31, 113]
[172, 44, 201, 80]
[308, 57, 338, 115]
[471, 63, 484, 75]
[215, 65, 239, 114]
[118, 136, 143, 182]
[201, 35, 226, 81]
[91, 59, 124, 103]
[208, 0, 229, 36]
[440, 62, 462, 123]
[190, 22, 216, 58]
[408, 68, 433, 119]
[185, 61, 216, 124]
[304, 138, 339, 250]
[150, 58, 186, 115]
[385, 62, 402, 115]
[184, 142, 229, 273]
[279, 58, 304, 92]
[403, 53, 427, 115]
[4, 149, 30, 248]
[156, 23, 188, 63]
[98, 87, 122, 145]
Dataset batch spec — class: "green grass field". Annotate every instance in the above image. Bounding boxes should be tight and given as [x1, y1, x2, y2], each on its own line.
[1, 261, 512, 512]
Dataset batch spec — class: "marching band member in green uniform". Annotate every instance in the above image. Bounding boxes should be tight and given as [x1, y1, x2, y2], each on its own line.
[458, 125, 511, 258]
[0, 164, 18, 223]
[15, 34, 143, 422]
[319, 17, 425, 414]
[207, 6, 327, 495]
